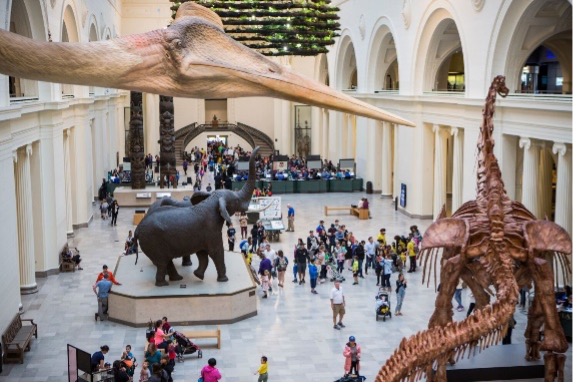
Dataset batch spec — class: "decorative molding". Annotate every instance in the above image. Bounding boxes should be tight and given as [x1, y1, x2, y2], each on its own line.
[552, 142, 567, 157]
[450, 127, 460, 136]
[26, 144, 33, 157]
[471, 0, 485, 12]
[12, 151, 18, 164]
[519, 137, 531, 150]
[50, 0, 57, 8]
[359, 14, 366, 40]
[432, 124, 440, 133]
[82, 10, 88, 28]
[401, 0, 412, 29]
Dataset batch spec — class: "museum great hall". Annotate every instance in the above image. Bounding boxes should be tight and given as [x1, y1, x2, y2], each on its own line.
[0, 0, 572, 382]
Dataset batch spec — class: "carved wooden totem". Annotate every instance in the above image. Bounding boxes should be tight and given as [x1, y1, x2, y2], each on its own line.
[130, 91, 146, 189]
[158, 95, 177, 189]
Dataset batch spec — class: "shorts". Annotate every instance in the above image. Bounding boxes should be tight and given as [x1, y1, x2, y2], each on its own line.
[297, 262, 307, 274]
[332, 303, 345, 317]
[353, 272, 358, 277]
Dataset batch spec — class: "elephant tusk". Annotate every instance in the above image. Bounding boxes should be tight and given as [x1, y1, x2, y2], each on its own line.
[0, 3, 414, 126]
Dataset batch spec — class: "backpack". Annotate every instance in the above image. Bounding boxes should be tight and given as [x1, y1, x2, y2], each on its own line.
[276, 256, 288, 270]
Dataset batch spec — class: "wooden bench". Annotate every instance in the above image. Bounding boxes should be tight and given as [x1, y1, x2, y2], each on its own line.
[2, 314, 38, 364]
[324, 206, 353, 216]
[59, 246, 75, 272]
[182, 327, 221, 349]
[352, 207, 369, 220]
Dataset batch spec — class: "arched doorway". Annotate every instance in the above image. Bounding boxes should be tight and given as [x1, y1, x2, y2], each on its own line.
[494, 0, 572, 94]
[9, 0, 44, 100]
[61, 4, 80, 98]
[367, 23, 399, 92]
[335, 35, 358, 159]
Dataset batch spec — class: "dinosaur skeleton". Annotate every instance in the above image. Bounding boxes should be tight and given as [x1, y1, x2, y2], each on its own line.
[0, 3, 413, 127]
[376, 76, 572, 382]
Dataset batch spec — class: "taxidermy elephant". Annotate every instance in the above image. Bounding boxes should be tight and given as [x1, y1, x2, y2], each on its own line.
[134, 147, 260, 286]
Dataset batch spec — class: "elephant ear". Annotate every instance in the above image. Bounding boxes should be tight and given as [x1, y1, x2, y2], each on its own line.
[523, 220, 572, 254]
[422, 218, 469, 250]
[191, 191, 211, 205]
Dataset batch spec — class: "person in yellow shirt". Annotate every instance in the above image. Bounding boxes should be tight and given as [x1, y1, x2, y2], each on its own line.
[376, 228, 387, 246]
[254, 356, 268, 382]
[407, 238, 417, 273]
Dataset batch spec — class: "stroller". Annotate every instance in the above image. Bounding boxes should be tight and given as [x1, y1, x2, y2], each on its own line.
[326, 255, 345, 282]
[375, 288, 392, 321]
[174, 331, 203, 362]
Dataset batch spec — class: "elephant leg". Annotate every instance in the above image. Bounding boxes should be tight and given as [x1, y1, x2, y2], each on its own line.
[154, 262, 169, 287]
[529, 255, 568, 354]
[182, 255, 193, 266]
[167, 259, 183, 281]
[209, 244, 228, 282]
[194, 250, 210, 280]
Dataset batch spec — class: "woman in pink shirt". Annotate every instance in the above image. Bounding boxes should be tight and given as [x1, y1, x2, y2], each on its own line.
[153, 319, 174, 350]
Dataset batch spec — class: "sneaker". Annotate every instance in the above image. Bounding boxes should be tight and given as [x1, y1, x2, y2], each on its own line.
[352, 282, 358, 285]
[334, 325, 341, 330]
[457, 306, 464, 312]
[94, 313, 98, 321]
[338, 322, 346, 328]
[312, 290, 318, 294]
[302, 280, 306, 284]
[292, 279, 297, 283]
[269, 287, 272, 292]
[78, 267, 83, 270]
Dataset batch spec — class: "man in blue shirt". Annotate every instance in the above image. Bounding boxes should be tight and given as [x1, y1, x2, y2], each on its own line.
[93, 273, 112, 321]
[287, 204, 295, 232]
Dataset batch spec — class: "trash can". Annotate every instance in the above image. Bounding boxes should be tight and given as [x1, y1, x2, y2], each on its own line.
[366, 181, 373, 194]
[394, 196, 398, 211]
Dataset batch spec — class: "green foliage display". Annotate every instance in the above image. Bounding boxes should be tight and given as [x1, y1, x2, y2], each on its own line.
[169, 0, 340, 56]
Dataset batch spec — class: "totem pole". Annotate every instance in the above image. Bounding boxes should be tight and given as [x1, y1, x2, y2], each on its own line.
[159, 95, 177, 189]
[129, 91, 146, 189]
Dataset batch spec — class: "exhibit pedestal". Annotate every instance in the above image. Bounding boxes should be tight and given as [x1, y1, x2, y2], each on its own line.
[446, 344, 545, 382]
[113, 185, 195, 207]
[108, 252, 257, 327]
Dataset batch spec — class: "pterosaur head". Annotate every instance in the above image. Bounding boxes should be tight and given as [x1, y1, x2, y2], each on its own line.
[0, 3, 413, 126]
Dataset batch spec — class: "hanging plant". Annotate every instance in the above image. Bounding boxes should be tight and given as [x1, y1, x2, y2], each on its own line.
[169, 0, 340, 56]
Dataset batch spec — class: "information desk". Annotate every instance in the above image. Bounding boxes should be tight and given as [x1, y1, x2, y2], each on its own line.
[232, 179, 363, 194]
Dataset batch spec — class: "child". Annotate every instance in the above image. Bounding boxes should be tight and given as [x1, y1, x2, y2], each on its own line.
[261, 270, 270, 298]
[139, 361, 150, 382]
[166, 340, 177, 368]
[100, 200, 109, 219]
[309, 259, 319, 294]
[352, 256, 359, 285]
[254, 356, 268, 382]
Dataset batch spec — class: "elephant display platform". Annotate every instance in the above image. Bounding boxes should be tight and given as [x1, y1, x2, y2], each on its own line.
[113, 185, 195, 207]
[107, 252, 257, 327]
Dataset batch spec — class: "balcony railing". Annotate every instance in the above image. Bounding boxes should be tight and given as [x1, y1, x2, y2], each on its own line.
[10, 96, 40, 104]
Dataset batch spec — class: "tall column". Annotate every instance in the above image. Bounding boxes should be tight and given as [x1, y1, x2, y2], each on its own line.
[519, 137, 540, 217]
[432, 124, 448, 217]
[552, 143, 572, 234]
[15, 145, 37, 294]
[539, 144, 553, 220]
[64, 128, 73, 236]
[451, 127, 463, 212]
[381, 122, 393, 196]
[144, 93, 160, 156]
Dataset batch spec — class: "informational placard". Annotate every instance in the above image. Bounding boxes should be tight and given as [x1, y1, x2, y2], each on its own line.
[400, 183, 407, 208]
[307, 160, 322, 169]
[258, 197, 282, 219]
[338, 159, 355, 170]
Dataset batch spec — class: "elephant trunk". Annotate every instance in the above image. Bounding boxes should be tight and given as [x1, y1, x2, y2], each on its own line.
[238, 146, 260, 203]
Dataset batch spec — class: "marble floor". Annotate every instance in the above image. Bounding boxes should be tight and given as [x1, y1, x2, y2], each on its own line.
[0, 192, 572, 382]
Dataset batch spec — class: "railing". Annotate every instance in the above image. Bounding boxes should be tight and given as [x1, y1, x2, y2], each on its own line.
[236, 122, 275, 151]
[175, 122, 196, 140]
[423, 90, 465, 97]
[9, 96, 40, 104]
[374, 89, 399, 94]
[506, 93, 572, 102]
[62, 94, 75, 99]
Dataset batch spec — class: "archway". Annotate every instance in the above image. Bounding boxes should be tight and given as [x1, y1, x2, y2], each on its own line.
[335, 35, 357, 91]
[61, 4, 80, 97]
[413, 8, 466, 93]
[492, 0, 572, 94]
[8, 0, 47, 100]
[366, 21, 399, 91]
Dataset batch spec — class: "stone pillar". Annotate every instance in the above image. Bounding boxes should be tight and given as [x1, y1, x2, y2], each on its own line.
[519, 137, 540, 217]
[144, 93, 160, 156]
[15, 145, 37, 294]
[64, 128, 73, 236]
[432, 124, 448, 217]
[381, 122, 393, 197]
[539, 144, 553, 220]
[451, 127, 463, 213]
[552, 143, 572, 234]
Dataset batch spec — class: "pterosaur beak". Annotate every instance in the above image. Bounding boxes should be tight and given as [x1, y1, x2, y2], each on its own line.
[0, 3, 414, 126]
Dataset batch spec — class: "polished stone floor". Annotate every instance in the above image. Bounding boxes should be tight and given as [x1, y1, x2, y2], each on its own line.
[0, 192, 572, 382]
